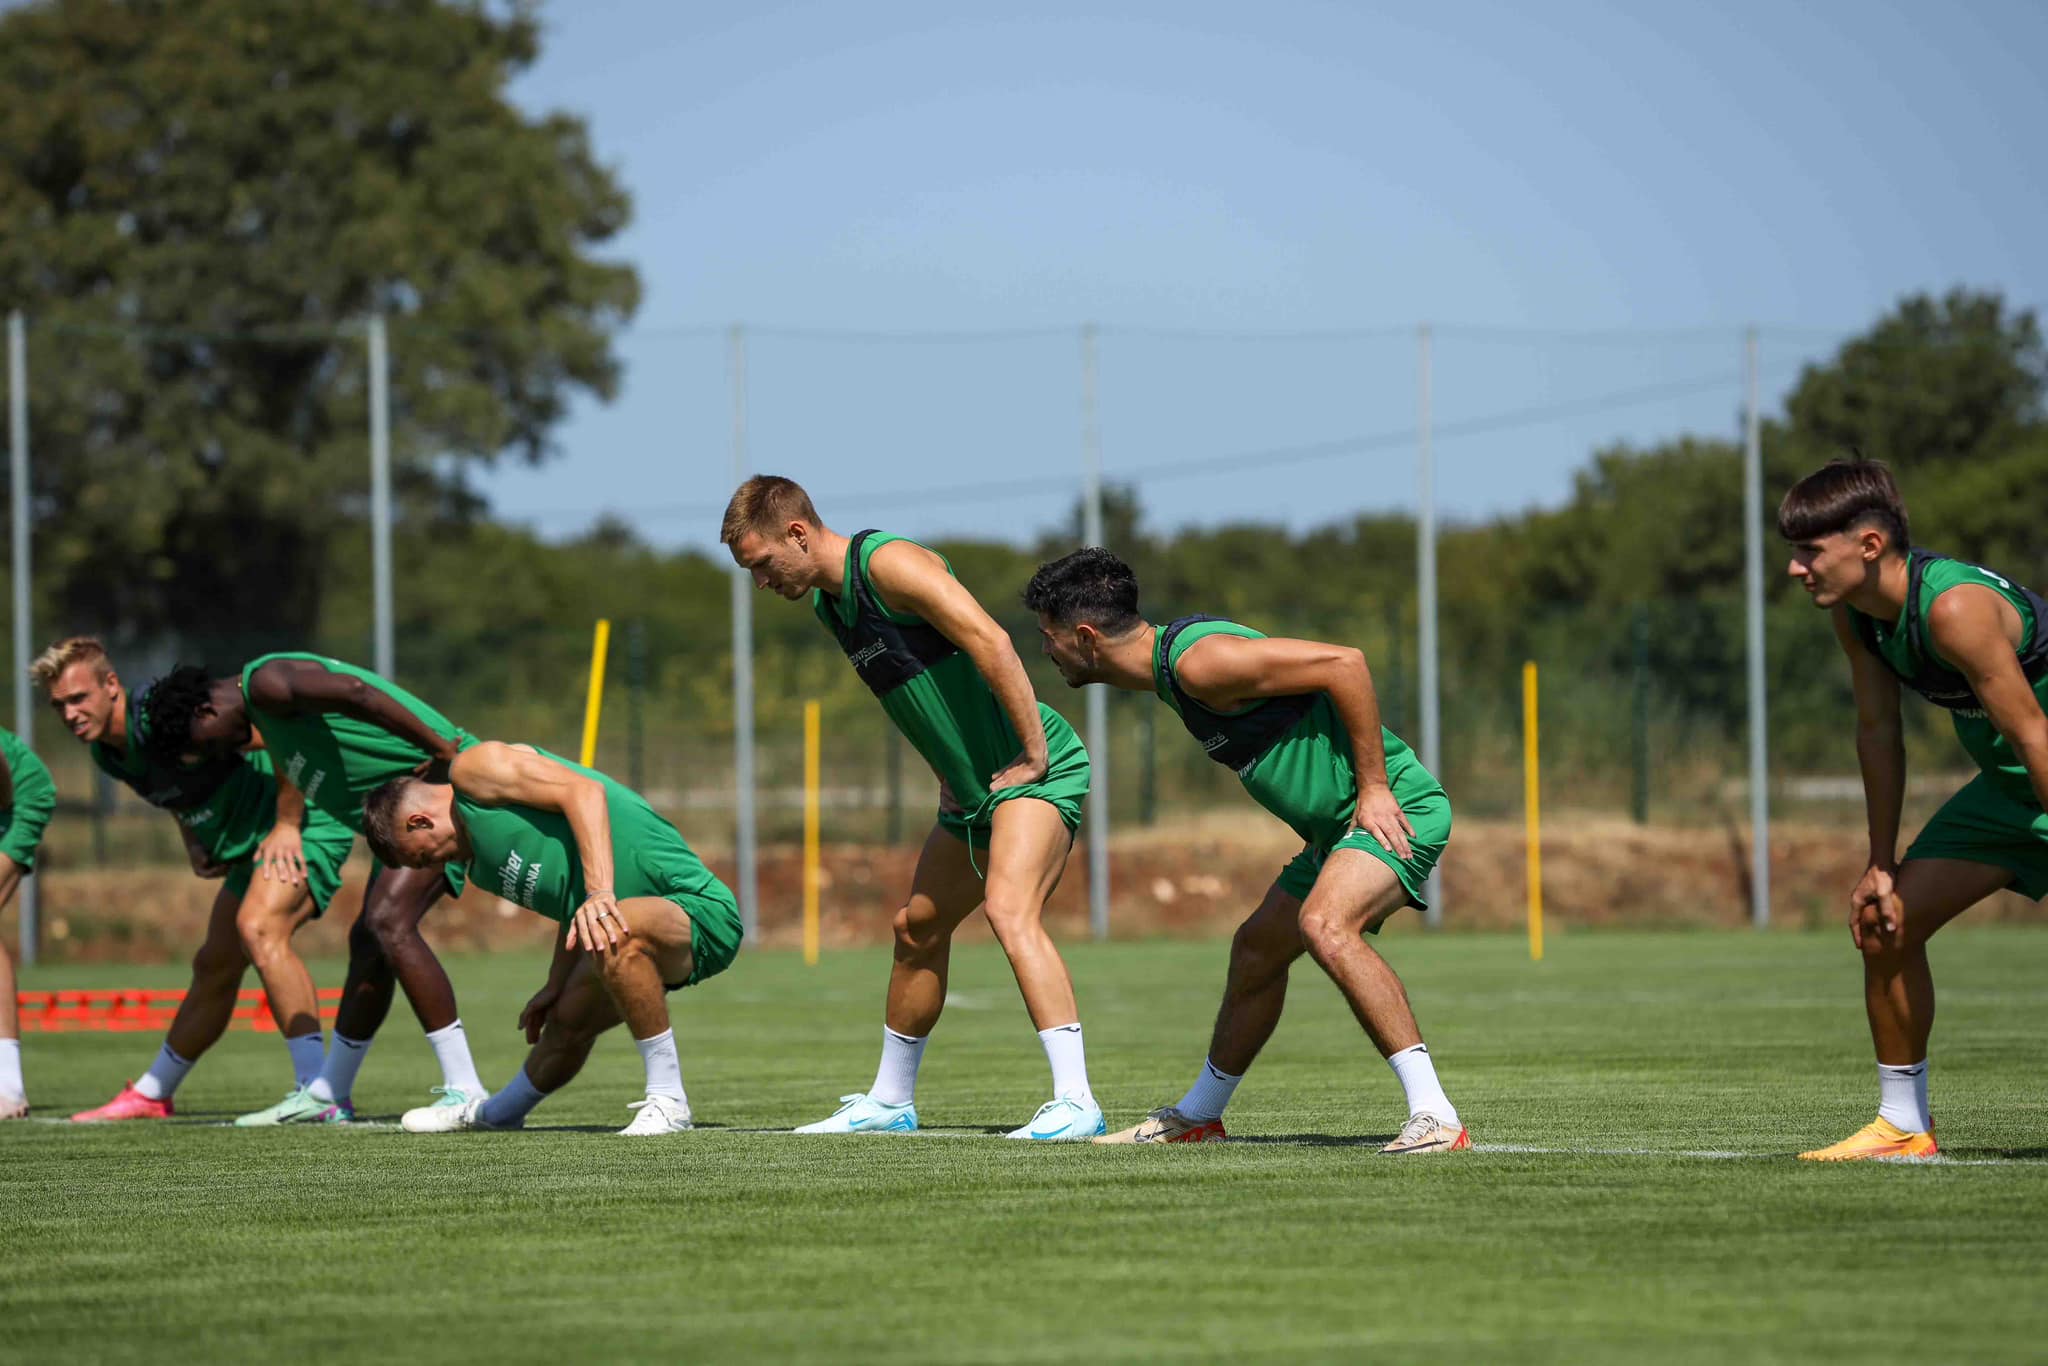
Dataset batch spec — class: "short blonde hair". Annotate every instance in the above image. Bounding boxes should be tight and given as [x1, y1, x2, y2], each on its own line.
[31, 636, 114, 688]
[720, 474, 823, 546]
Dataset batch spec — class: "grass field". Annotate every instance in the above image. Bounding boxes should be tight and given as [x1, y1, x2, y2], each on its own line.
[5, 928, 2047, 1363]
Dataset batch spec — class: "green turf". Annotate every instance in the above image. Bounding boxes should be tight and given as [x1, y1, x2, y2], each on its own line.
[5, 928, 2046, 1363]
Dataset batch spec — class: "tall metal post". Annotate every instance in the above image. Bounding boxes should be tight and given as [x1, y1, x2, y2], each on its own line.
[7, 312, 35, 964]
[368, 314, 395, 679]
[1416, 324, 1443, 925]
[1081, 323, 1110, 940]
[1743, 327, 1770, 928]
[729, 325, 760, 943]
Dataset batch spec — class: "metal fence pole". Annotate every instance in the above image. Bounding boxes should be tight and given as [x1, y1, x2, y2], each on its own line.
[1081, 323, 1110, 940]
[7, 312, 35, 964]
[730, 325, 760, 944]
[368, 315, 395, 679]
[1416, 323, 1443, 926]
[1743, 327, 1770, 928]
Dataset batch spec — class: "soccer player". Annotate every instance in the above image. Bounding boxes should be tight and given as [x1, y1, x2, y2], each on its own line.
[36, 638, 354, 1122]
[362, 742, 742, 1135]
[1024, 548, 1469, 1153]
[721, 475, 1103, 1139]
[144, 652, 489, 1124]
[1782, 458, 2048, 1161]
[0, 722, 56, 1119]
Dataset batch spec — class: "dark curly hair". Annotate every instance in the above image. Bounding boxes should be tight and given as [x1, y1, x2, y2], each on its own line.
[139, 665, 218, 765]
[1021, 547, 1144, 633]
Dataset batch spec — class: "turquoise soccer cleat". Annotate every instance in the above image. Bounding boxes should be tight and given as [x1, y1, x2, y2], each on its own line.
[793, 1092, 919, 1134]
[1006, 1095, 1107, 1141]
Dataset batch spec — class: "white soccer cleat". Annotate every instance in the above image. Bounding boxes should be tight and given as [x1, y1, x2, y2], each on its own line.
[792, 1092, 918, 1134]
[619, 1093, 694, 1136]
[396, 1085, 487, 1134]
[402, 1094, 517, 1133]
[1379, 1111, 1471, 1154]
[1006, 1095, 1107, 1141]
[0, 1093, 27, 1121]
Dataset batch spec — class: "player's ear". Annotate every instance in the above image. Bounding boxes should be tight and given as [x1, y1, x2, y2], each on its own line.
[406, 811, 433, 834]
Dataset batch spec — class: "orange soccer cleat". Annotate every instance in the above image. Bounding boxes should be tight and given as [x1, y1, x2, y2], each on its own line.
[1798, 1117, 1938, 1162]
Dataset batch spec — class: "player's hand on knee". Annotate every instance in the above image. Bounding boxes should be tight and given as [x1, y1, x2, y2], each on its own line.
[519, 982, 564, 1044]
[1849, 865, 1899, 952]
[256, 823, 306, 885]
[566, 890, 625, 955]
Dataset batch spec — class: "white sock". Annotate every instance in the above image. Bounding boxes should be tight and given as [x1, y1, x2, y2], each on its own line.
[869, 1027, 927, 1107]
[1387, 1043, 1458, 1126]
[134, 1043, 194, 1101]
[0, 1038, 22, 1099]
[479, 1067, 551, 1127]
[634, 1028, 687, 1104]
[1038, 1022, 1094, 1105]
[308, 1033, 371, 1103]
[285, 1033, 325, 1088]
[1175, 1057, 1244, 1122]
[1877, 1059, 1931, 1134]
[425, 1020, 485, 1096]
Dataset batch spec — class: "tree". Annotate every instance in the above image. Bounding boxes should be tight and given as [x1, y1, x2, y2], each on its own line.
[0, 0, 638, 654]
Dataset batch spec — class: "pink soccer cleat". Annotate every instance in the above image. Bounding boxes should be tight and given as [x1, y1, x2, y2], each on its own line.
[70, 1082, 174, 1123]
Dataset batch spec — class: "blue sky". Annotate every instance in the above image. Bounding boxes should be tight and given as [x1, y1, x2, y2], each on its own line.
[486, 0, 2048, 550]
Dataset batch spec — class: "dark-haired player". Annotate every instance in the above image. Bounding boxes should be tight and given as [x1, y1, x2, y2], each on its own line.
[1024, 547, 1466, 1153]
[1782, 458, 2048, 1161]
[145, 653, 487, 1125]
[0, 721, 55, 1118]
[35, 637, 353, 1122]
[722, 475, 1102, 1140]
[362, 743, 741, 1135]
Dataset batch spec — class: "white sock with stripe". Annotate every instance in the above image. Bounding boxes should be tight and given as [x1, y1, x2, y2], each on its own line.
[1387, 1043, 1458, 1127]
[1877, 1059, 1930, 1133]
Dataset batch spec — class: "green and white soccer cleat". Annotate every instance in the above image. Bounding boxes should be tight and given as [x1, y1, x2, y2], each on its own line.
[398, 1086, 488, 1134]
[792, 1092, 918, 1134]
[233, 1084, 354, 1127]
[619, 1094, 693, 1136]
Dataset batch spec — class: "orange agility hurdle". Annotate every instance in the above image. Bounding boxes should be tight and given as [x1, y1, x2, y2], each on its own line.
[16, 988, 343, 1034]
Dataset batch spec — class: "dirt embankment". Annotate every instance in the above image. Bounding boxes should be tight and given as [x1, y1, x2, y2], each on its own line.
[27, 812, 2041, 965]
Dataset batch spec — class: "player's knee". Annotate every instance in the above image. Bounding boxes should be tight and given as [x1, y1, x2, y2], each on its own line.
[1229, 918, 1293, 986]
[891, 904, 946, 961]
[1296, 905, 1351, 957]
[189, 936, 245, 988]
[345, 910, 388, 965]
[234, 904, 288, 960]
[980, 888, 1043, 941]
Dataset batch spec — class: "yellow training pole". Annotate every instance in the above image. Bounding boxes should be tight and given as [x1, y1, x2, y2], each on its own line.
[580, 619, 611, 767]
[1523, 660, 1544, 962]
[803, 700, 821, 966]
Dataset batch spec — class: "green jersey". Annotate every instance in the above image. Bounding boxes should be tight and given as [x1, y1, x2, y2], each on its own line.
[92, 693, 279, 863]
[1847, 550, 2048, 809]
[814, 530, 1087, 827]
[1153, 617, 1435, 852]
[242, 652, 475, 835]
[452, 751, 743, 984]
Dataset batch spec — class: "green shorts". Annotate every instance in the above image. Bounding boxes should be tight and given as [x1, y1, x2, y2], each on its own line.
[221, 817, 357, 917]
[661, 879, 744, 989]
[935, 726, 1091, 846]
[1905, 772, 2048, 900]
[1275, 783, 1453, 923]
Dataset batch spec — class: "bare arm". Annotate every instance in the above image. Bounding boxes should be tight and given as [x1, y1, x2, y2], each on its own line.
[450, 742, 623, 952]
[256, 757, 310, 885]
[246, 658, 459, 765]
[1831, 607, 1906, 872]
[1927, 587, 2048, 812]
[1175, 632, 1413, 859]
[868, 540, 1050, 786]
